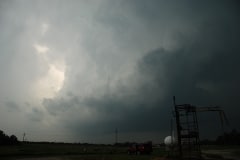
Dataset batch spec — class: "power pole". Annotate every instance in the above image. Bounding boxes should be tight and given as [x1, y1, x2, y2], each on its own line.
[23, 132, 26, 142]
[115, 128, 118, 144]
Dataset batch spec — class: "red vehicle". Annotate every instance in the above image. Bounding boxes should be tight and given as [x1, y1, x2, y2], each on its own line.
[127, 141, 152, 154]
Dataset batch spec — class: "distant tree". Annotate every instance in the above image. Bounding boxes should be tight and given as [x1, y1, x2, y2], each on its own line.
[0, 130, 8, 145]
[216, 129, 240, 145]
[10, 135, 18, 144]
[0, 130, 19, 145]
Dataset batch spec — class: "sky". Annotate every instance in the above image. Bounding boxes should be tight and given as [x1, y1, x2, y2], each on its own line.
[0, 0, 239, 144]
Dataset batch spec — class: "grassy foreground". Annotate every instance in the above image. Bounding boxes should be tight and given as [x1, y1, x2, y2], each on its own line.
[0, 143, 166, 160]
[1, 143, 240, 160]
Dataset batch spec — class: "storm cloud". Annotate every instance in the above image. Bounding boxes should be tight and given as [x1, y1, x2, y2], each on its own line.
[0, 0, 239, 143]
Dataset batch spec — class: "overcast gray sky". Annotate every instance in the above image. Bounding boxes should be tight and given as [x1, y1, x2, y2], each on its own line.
[0, 0, 239, 144]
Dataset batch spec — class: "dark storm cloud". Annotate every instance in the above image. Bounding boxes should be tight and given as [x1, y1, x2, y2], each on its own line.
[139, 3, 240, 136]
[43, 96, 80, 116]
[55, 0, 240, 140]
[1, 0, 240, 143]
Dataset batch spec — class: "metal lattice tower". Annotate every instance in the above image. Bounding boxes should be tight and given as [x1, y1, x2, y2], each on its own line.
[175, 104, 201, 159]
[174, 98, 201, 159]
[173, 96, 229, 159]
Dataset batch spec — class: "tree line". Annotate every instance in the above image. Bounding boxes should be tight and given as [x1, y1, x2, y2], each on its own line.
[201, 129, 240, 145]
[216, 129, 240, 145]
[1, 129, 240, 145]
[0, 130, 19, 145]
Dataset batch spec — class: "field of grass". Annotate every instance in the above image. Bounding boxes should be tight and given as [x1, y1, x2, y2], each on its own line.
[201, 145, 240, 160]
[1, 143, 240, 160]
[0, 143, 166, 160]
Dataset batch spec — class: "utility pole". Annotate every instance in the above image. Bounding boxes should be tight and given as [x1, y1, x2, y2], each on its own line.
[115, 128, 118, 144]
[23, 132, 26, 142]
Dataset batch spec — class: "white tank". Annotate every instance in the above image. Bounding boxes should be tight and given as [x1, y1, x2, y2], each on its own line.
[164, 136, 176, 146]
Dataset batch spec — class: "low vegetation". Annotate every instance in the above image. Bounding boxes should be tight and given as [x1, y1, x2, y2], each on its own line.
[0, 143, 166, 160]
[1, 129, 240, 159]
[0, 130, 19, 145]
